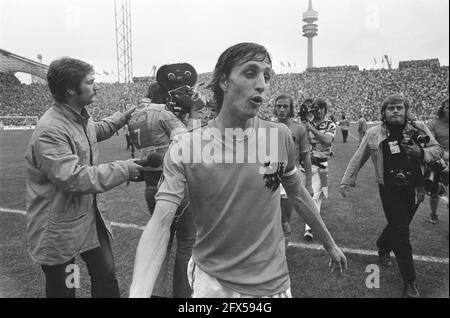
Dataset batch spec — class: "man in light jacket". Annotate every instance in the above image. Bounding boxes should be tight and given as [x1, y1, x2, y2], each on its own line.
[340, 94, 443, 298]
[25, 57, 143, 298]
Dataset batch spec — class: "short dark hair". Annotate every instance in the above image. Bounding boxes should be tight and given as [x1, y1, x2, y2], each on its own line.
[437, 97, 449, 118]
[146, 81, 169, 103]
[302, 98, 314, 106]
[47, 57, 94, 102]
[380, 94, 410, 122]
[207, 43, 272, 113]
[273, 94, 294, 118]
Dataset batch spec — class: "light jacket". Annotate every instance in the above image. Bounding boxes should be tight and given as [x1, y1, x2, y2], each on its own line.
[341, 121, 443, 187]
[25, 102, 131, 265]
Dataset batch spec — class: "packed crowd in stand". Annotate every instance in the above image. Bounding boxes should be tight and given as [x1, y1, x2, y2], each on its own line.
[1, 62, 448, 124]
[399, 59, 441, 70]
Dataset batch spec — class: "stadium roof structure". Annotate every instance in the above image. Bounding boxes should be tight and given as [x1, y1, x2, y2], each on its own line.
[0, 48, 48, 79]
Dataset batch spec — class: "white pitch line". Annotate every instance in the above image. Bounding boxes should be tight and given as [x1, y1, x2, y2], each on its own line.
[1, 207, 448, 264]
[0, 208, 25, 215]
[0, 208, 145, 230]
[288, 242, 449, 264]
[348, 133, 359, 142]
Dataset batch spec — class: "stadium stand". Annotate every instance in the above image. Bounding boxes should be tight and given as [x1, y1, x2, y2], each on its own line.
[1, 60, 448, 124]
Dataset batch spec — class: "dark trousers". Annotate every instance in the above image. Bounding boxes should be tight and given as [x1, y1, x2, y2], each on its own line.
[41, 217, 120, 298]
[341, 130, 348, 142]
[377, 184, 419, 283]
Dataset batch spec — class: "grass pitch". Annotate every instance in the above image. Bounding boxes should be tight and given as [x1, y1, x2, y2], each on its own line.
[0, 126, 448, 298]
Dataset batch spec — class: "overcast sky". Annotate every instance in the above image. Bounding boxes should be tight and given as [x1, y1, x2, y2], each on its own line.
[1, 0, 449, 82]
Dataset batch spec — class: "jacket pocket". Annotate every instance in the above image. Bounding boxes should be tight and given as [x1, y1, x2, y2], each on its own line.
[47, 213, 89, 260]
[51, 192, 87, 223]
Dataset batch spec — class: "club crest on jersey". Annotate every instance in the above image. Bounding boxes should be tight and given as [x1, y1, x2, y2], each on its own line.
[260, 161, 285, 192]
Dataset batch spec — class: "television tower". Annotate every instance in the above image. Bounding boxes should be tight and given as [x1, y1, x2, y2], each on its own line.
[114, 0, 133, 83]
[302, 0, 318, 69]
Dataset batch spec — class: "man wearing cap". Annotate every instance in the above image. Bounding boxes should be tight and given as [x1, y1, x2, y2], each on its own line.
[128, 64, 203, 298]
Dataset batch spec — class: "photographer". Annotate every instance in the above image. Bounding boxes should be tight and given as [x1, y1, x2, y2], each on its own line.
[298, 98, 336, 241]
[426, 97, 449, 224]
[128, 64, 203, 298]
[340, 94, 443, 298]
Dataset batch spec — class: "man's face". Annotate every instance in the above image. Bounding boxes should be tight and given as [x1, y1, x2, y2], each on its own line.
[222, 56, 272, 121]
[275, 98, 291, 121]
[73, 72, 98, 107]
[315, 106, 326, 121]
[385, 102, 406, 125]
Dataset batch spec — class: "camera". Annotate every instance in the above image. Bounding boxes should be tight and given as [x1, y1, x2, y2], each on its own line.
[156, 63, 199, 118]
[297, 99, 316, 122]
[389, 169, 412, 187]
[298, 103, 310, 122]
[402, 130, 430, 146]
[430, 158, 448, 172]
[424, 159, 449, 196]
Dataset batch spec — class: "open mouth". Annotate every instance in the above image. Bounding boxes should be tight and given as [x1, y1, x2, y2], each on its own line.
[250, 96, 263, 105]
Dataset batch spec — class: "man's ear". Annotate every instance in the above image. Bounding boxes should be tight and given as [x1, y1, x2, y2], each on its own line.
[66, 88, 76, 97]
[219, 75, 228, 92]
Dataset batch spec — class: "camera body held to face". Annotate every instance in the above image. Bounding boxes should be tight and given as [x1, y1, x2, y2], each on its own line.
[156, 63, 204, 118]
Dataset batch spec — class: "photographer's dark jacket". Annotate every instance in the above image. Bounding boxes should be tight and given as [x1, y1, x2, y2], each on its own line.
[25, 102, 131, 265]
[341, 122, 443, 187]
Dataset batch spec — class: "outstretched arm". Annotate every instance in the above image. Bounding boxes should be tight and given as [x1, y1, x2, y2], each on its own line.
[282, 169, 348, 274]
[129, 200, 179, 298]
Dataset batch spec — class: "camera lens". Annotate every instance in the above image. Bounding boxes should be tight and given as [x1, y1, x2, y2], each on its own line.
[415, 135, 430, 144]
[394, 173, 406, 186]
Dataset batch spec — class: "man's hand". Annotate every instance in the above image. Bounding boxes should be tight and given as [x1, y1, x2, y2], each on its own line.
[126, 159, 144, 182]
[327, 245, 348, 277]
[123, 105, 137, 123]
[416, 186, 426, 204]
[305, 121, 315, 132]
[191, 92, 206, 112]
[339, 184, 350, 198]
[400, 140, 422, 158]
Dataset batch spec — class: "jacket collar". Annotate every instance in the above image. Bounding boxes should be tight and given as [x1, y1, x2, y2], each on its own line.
[54, 101, 90, 124]
[377, 121, 418, 146]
